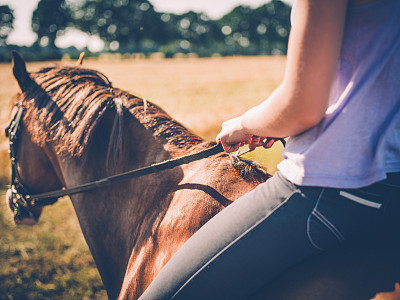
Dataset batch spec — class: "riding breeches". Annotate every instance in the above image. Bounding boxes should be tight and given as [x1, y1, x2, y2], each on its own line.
[139, 171, 400, 300]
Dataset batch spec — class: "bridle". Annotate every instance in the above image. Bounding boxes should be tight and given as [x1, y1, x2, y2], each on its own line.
[6, 104, 286, 222]
[6, 105, 225, 221]
[6, 105, 45, 222]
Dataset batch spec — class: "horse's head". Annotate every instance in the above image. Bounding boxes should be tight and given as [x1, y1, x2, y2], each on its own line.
[5, 51, 63, 225]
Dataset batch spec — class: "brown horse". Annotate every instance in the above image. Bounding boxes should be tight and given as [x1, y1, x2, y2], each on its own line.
[6, 51, 400, 300]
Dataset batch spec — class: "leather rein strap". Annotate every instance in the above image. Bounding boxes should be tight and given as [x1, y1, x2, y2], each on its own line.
[28, 143, 225, 204]
[7, 106, 285, 208]
[7, 106, 225, 206]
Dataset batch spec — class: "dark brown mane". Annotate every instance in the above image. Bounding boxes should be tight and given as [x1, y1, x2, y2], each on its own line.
[230, 155, 270, 181]
[16, 64, 268, 180]
[18, 65, 202, 157]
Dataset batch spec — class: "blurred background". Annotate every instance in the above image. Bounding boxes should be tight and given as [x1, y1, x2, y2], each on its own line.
[0, 1, 291, 299]
[0, 0, 292, 61]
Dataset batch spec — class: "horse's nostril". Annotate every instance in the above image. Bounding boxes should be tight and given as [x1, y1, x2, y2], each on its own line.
[13, 206, 39, 226]
[14, 215, 38, 226]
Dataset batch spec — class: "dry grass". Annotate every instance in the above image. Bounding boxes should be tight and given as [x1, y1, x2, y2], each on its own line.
[0, 56, 286, 184]
[0, 192, 107, 300]
[0, 56, 286, 299]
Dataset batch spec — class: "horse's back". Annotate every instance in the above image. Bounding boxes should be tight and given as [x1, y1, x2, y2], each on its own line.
[252, 235, 400, 300]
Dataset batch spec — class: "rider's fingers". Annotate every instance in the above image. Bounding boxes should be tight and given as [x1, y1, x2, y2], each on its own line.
[263, 138, 276, 149]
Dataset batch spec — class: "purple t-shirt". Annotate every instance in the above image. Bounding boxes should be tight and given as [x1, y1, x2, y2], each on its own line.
[278, 0, 400, 188]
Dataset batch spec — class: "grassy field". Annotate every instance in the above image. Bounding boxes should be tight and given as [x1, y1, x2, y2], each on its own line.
[0, 55, 286, 299]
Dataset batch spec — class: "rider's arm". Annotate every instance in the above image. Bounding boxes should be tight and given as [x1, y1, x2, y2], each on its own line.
[217, 0, 348, 151]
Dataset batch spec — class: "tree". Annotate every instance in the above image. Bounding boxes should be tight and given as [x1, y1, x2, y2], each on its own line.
[31, 0, 72, 48]
[217, 0, 291, 55]
[75, 0, 165, 52]
[0, 5, 14, 46]
[158, 11, 224, 56]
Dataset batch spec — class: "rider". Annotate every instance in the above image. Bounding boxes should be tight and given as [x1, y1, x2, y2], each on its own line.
[140, 0, 400, 298]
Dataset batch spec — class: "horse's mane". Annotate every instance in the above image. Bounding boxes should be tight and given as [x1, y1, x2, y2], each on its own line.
[19, 65, 202, 157]
[17, 64, 268, 180]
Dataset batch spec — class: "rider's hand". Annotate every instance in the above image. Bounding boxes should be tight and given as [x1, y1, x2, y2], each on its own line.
[216, 117, 278, 153]
[248, 136, 277, 151]
[216, 117, 252, 153]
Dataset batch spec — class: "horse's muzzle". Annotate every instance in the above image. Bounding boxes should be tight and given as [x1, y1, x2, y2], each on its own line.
[6, 189, 39, 225]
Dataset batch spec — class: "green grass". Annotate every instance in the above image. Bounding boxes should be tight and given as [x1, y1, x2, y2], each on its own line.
[0, 192, 107, 300]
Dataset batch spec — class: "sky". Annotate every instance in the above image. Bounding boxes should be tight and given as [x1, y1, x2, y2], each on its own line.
[0, 0, 293, 51]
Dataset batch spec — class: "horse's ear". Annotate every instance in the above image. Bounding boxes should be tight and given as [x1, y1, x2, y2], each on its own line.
[12, 51, 32, 92]
[77, 52, 85, 65]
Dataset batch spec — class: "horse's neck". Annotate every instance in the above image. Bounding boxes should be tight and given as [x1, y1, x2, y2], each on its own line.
[54, 105, 208, 297]
[57, 132, 192, 298]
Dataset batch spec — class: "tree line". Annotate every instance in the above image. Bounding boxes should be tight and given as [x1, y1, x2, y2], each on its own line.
[0, 0, 291, 61]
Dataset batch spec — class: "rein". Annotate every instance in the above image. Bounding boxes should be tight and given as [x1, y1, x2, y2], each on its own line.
[7, 105, 285, 211]
[28, 143, 225, 203]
